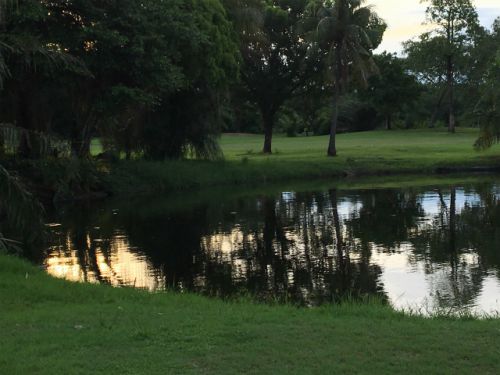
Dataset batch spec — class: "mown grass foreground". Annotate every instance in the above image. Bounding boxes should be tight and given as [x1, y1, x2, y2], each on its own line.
[109, 128, 500, 194]
[1, 255, 500, 374]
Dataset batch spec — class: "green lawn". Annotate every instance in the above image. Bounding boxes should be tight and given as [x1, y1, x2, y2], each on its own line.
[108, 128, 500, 194]
[1, 254, 500, 374]
[220, 128, 499, 164]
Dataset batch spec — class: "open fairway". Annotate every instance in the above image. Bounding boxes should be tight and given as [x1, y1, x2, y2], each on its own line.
[1, 254, 500, 374]
[220, 128, 500, 164]
[109, 128, 500, 194]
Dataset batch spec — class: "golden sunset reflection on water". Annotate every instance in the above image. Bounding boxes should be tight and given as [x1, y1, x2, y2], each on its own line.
[45, 232, 165, 291]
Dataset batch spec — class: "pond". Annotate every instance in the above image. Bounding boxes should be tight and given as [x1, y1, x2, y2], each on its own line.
[33, 177, 500, 315]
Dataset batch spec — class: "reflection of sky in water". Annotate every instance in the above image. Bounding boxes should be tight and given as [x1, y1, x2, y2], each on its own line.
[377, 247, 500, 315]
[420, 189, 479, 216]
[338, 199, 363, 218]
[46, 232, 165, 291]
[44, 184, 500, 315]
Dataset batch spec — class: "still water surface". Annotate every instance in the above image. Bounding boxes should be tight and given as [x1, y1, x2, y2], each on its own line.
[37, 179, 500, 314]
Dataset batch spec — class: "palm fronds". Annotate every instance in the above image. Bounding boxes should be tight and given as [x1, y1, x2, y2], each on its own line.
[0, 164, 45, 250]
[0, 34, 90, 88]
[0, 123, 72, 157]
[0, 234, 21, 254]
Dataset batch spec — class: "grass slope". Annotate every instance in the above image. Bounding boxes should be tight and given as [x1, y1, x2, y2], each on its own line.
[109, 129, 500, 194]
[1, 254, 500, 374]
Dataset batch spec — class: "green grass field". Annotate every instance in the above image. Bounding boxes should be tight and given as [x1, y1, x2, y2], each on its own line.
[1, 254, 500, 374]
[108, 128, 500, 194]
[220, 128, 499, 163]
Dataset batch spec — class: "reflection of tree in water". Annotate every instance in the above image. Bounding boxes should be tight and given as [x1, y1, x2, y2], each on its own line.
[46, 190, 386, 306]
[433, 187, 482, 310]
[460, 186, 500, 272]
[203, 190, 386, 306]
[346, 189, 424, 251]
[338, 185, 500, 312]
[46, 204, 119, 285]
[43, 181, 500, 310]
[411, 186, 496, 309]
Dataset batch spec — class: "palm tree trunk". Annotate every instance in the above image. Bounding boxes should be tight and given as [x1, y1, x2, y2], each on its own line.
[328, 88, 339, 156]
[446, 55, 455, 133]
[328, 48, 342, 157]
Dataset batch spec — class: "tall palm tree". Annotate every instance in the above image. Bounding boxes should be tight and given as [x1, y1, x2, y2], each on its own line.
[309, 0, 384, 156]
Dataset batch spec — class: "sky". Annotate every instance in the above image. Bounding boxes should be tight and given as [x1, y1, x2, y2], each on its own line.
[370, 0, 500, 53]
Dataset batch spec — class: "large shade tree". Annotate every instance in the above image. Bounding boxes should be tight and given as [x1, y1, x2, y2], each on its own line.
[43, 0, 240, 160]
[360, 52, 422, 130]
[404, 33, 451, 128]
[236, 0, 319, 154]
[0, 0, 239, 160]
[422, 0, 479, 133]
[306, 0, 385, 156]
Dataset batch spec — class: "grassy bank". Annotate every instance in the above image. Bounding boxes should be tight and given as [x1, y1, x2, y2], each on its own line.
[1, 254, 500, 374]
[108, 128, 500, 194]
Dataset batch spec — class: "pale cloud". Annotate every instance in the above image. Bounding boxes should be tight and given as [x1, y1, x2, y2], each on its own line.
[369, 0, 500, 53]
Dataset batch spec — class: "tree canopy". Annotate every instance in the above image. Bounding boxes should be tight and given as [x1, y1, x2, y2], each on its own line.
[305, 0, 386, 155]
[0, 0, 240, 159]
[0, 0, 497, 160]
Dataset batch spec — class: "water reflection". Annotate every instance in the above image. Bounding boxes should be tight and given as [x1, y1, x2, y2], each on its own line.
[39, 181, 500, 314]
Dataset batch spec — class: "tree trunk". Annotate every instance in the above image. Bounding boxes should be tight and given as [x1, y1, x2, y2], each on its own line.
[328, 48, 342, 157]
[385, 114, 392, 130]
[446, 55, 455, 133]
[328, 89, 339, 157]
[262, 111, 275, 154]
[429, 87, 447, 128]
[18, 133, 31, 158]
[71, 132, 91, 158]
[80, 136, 91, 158]
[70, 137, 81, 158]
[71, 115, 94, 159]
